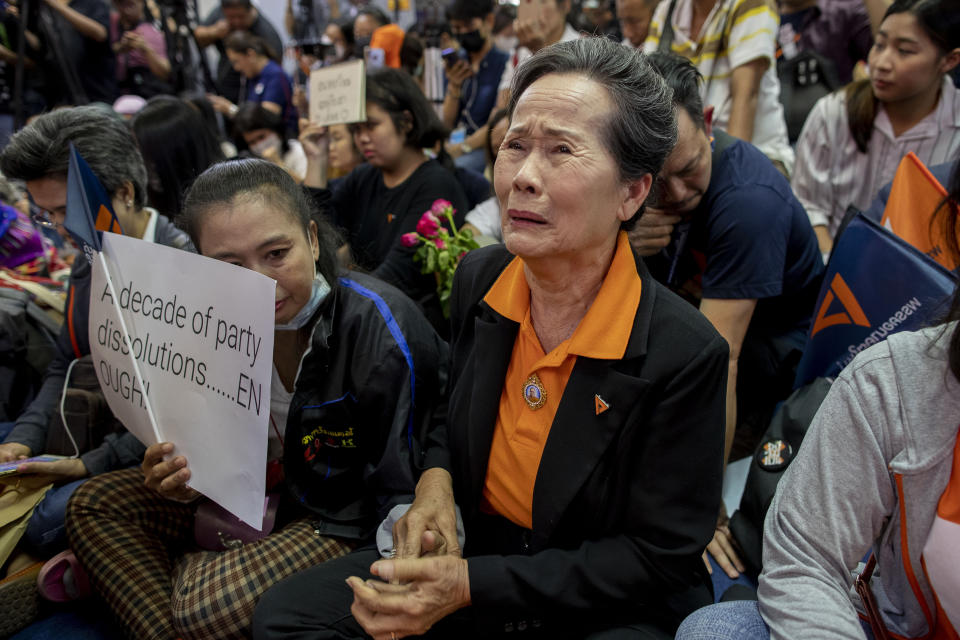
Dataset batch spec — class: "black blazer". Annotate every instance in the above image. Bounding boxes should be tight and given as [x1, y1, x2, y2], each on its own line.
[424, 244, 729, 628]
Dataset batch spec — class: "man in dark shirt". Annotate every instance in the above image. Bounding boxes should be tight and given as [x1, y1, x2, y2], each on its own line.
[195, 0, 283, 104]
[44, 0, 116, 103]
[441, 0, 509, 174]
[634, 53, 824, 468]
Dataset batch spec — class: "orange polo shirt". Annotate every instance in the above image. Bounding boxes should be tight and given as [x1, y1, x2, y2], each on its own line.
[480, 232, 642, 529]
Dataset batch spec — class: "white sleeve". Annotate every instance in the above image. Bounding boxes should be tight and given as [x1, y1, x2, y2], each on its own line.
[643, 0, 671, 52]
[726, 0, 779, 69]
[791, 95, 839, 232]
[759, 357, 898, 640]
[464, 197, 502, 242]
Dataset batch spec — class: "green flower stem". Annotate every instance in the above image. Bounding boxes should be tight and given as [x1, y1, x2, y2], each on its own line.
[444, 209, 459, 235]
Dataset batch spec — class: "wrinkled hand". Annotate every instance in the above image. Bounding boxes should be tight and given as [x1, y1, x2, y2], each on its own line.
[0, 442, 30, 463]
[142, 442, 199, 503]
[393, 468, 459, 559]
[627, 210, 680, 256]
[14, 457, 87, 480]
[207, 93, 236, 116]
[298, 118, 329, 159]
[703, 509, 745, 579]
[444, 59, 473, 90]
[347, 555, 471, 639]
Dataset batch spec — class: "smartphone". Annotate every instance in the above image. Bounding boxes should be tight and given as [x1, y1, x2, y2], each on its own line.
[366, 47, 385, 69]
[517, 0, 542, 23]
[0, 454, 68, 476]
[441, 47, 461, 68]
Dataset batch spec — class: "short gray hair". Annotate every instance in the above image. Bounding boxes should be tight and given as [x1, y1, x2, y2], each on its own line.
[509, 37, 677, 228]
[0, 105, 148, 209]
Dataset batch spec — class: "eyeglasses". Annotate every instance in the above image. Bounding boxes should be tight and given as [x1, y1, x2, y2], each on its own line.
[29, 203, 63, 230]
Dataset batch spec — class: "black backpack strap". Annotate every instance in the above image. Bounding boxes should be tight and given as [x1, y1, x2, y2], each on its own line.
[711, 129, 738, 167]
[657, 0, 679, 53]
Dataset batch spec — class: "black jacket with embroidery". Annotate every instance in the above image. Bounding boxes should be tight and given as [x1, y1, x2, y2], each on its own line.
[282, 271, 448, 541]
[424, 244, 728, 630]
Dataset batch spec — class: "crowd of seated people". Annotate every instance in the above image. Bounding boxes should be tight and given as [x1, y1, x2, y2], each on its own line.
[0, 0, 957, 638]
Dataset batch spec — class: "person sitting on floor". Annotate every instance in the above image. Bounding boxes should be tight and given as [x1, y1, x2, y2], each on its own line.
[0, 106, 195, 559]
[63, 159, 448, 639]
[253, 36, 728, 640]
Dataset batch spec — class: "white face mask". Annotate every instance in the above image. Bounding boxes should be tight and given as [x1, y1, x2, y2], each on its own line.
[275, 271, 332, 331]
[251, 132, 283, 158]
[494, 35, 518, 52]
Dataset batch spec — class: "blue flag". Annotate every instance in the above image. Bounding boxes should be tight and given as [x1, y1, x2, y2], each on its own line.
[794, 214, 957, 386]
[64, 144, 123, 263]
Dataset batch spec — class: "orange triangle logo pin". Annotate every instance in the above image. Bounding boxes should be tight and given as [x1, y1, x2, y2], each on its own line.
[594, 394, 609, 416]
[387, 213, 395, 223]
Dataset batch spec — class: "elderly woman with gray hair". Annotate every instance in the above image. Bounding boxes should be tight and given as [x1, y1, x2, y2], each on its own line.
[253, 36, 728, 640]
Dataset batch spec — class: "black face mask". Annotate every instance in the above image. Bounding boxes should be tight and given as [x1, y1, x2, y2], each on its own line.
[458, 30, 486, 53]
[354, 36, 371, 58]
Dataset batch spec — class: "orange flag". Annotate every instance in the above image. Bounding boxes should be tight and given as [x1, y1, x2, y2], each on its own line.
[881, 152, 957, 270]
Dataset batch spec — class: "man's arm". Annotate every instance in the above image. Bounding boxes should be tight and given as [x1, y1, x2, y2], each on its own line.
[43, 0, 107, 42]
[0, 44, 34, 67]
[142, 42, 170, 79]
[698, 297, 755, 578]
[458, 126, 489, 156]
[698, 297, 757, 464]
[441, 60, 473, 130]
[726, 57, 768, 143]
[120, 32, 170, 80]
[194, 20, 229, 48]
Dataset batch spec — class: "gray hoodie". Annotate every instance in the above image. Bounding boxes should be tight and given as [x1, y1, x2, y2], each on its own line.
[759, 322, 960, 639]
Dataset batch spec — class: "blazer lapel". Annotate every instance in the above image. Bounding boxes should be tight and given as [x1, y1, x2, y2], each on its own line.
[532, 359, 649, 541]
[531, 259, 659, 541]
[462, 305, 518, 513]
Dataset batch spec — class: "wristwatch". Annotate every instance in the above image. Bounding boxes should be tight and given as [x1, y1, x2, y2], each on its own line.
[459, 142, 474, 154]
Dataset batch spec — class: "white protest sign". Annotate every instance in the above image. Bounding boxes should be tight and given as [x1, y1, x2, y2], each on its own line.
[89, 232, 276, 528]
[309, 59, 366, 127]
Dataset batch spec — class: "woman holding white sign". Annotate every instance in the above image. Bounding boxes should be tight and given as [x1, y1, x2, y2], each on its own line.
[64, 159, 448, 640]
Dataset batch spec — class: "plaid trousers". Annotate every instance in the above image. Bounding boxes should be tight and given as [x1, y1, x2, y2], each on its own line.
[65, 467, 354, 640]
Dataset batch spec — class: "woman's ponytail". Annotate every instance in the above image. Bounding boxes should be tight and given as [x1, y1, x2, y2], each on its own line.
[845, 79, 877, 154]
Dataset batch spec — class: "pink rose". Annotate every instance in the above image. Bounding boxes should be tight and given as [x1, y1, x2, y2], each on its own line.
[435, 238, 446, 250]
[401, 232, 419, 248]
[430, 199, 453, 217]
[459, 251, 467, 260]
[416, 212, 440, 237]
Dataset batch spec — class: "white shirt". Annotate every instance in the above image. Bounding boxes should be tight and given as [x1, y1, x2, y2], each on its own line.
[141, 207, 158, 243]
[498, 24, 582, 94]
[464, 196, 502, 242]
[268, 365, 293, 463]
[283, 140, 309, 181]
[791, 77, 960, 237]
[644, 0, 794, 172]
